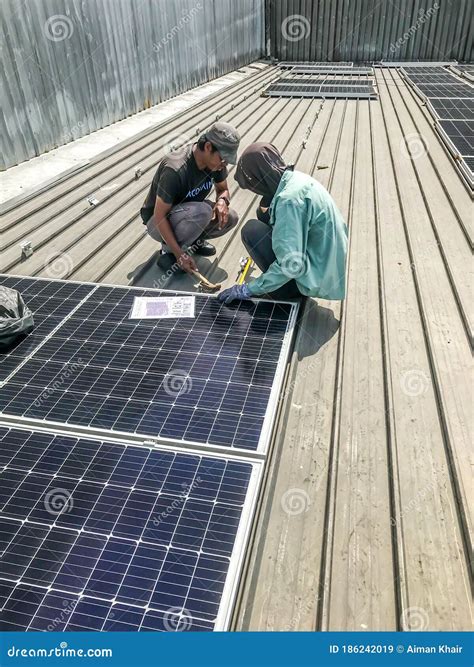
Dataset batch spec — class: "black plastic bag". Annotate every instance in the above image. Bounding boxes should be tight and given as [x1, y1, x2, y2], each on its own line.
[0, 286, 34, 351]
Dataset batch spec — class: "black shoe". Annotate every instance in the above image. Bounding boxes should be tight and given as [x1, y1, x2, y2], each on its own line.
[193, 240, 216, 257]
[156, 251, 184, 274]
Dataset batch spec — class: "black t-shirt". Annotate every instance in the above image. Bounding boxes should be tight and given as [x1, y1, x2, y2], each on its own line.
[140, 144, 227, 223]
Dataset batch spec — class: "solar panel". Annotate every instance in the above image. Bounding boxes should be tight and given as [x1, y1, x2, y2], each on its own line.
[0, 278, 298, 454]
[427, 97, 474, 120]
[277, 77, 373, 87]
[456, 65, 474, 73]
[415, 84, 473, 98]
[463, 156, 474, 171]
[406, 74, 462, 84]
[0, 276, 94, 382]
[380, 61, 456, 68]
[402, 67, 449, 74]
[279, 61, 353, 68]
[0, 425, 261, 632]
[438, 120, 474, 155]
[264, 83, 377, 99]
[289, 66, 373, 75]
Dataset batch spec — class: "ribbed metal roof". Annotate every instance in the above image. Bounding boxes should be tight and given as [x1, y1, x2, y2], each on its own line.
[2, 63, 472, 631]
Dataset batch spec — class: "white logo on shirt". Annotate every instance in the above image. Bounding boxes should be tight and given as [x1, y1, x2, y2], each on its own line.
[186, 180, 212, 199]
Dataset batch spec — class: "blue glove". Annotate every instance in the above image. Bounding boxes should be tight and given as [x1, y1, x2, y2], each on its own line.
[218, 283, 252, 305]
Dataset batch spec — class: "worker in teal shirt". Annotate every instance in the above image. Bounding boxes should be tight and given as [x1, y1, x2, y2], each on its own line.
[218, 142, 348, 303]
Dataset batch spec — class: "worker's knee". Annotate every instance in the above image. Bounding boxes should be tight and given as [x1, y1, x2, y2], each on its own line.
[241, 218, 263, 248]
[146, 217, 162, 242]
[169, 201, 213, 232]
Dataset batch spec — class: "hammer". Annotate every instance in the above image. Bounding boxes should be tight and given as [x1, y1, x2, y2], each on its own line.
[190, 269, 221, 293]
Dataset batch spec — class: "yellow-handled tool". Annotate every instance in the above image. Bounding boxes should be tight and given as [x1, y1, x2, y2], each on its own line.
[237, 256, 253, 285]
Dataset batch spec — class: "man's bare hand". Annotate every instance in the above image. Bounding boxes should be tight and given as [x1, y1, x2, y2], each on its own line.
[177, 252, 197, 274]
[214, 200, 229, 230]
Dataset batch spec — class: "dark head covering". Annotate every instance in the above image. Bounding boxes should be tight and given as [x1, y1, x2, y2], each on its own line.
[235, 142, 288, 203]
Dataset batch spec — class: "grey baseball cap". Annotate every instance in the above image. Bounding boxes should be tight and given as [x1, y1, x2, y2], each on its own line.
[204, 122, 241, 164]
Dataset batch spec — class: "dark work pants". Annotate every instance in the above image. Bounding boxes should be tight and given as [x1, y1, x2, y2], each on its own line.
[241, 218, 301, 300]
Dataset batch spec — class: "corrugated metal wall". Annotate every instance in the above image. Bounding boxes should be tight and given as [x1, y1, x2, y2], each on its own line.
[1, 0, 265, 169]
[267, 0, 473, 63]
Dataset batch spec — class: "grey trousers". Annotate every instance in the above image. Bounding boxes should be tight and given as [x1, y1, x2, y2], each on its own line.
[147, 200, 239, 253]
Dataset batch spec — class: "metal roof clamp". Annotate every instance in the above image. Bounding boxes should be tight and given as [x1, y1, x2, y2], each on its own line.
[134, 167, 142, 180]
[20, 241, 33, 259]
[87, 196, 99, 207]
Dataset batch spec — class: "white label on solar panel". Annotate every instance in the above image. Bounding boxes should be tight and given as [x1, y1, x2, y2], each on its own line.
[129, 296, 196, 319]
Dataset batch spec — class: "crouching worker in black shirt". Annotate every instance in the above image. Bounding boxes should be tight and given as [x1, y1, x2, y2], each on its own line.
[140, 122, 241, 274]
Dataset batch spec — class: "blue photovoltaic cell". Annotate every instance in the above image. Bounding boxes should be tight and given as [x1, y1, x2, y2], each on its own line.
[0, 281, 296, 451]
[0, 426, 254, 632]
[0, 275, 94, 381]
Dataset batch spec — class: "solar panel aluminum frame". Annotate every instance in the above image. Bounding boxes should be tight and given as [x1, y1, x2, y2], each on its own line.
[278, 61, 353, 68]
[425, 97, 474, 121]
[399, 68, 433, 101]
[437, 120, 474, 155]
[401, 69, 474, 101]
[264, 86, 377, 99]
[378, 61, 457, 67]
[0, 275, 299, 460]
[289, 67, 374, 75]
[0, 420, 264, 631]
[434, 123, 474, 189]
[457, 160, 474, 189]
[449, 65, 474, 84]
[0, 279, 100, 384]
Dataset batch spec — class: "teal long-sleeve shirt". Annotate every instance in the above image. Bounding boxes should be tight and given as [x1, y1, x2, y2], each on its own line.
[247, 170, 348, 300]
